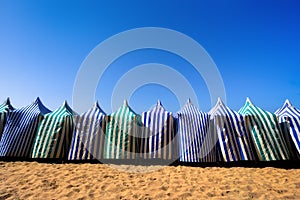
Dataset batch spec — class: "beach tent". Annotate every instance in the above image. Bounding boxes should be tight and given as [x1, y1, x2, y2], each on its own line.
[31, 101, 76, 159]
[209, 98, 256, 162]
[0, 98, 51, 158]
[0, 98, 14, 139]
[177, 99, 213, 162]
[275, 99, 300, 160]
[140, 100, 176, 160]
[239, 98, 290, 161]
[68, 101, 106, 160]
[104, 100, 141, 159]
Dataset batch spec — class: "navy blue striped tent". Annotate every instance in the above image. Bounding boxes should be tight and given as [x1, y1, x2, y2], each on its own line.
[239, 98, 290, 161]
[104, 100, 142, 159]
[0, 98, 51, 158]
[275, 99, 300, 160]
[177, 99, 213, 162]
[140, 100, 177, 160]
[209, 98, 256, 162]
[0, 98, 14, 140]
[68, 101, 106, 160]
[31, 101, 77, 159]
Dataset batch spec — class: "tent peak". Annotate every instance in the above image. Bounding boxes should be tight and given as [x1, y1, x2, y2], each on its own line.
[123, 99, 128, 106]
[94, 100, 100, 107]
[157, 99, 162, 106]
[284, 99, 292, 107]
[217, 97, 224, 105]
[187, 98, 192, 104]
[246, 97, 253, 105]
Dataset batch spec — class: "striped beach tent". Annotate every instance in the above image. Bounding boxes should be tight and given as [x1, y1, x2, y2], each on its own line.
[104, 100, 141, 159]
[140, 100, 176, 160]
[209, 98, 256, 162]
[31, 101, 76, 159]
[0, 98, 14, 139]
[68, 101, 106, 160]
[275, 99, 300, 160]
[0, 97, 51, 158]
[239, 98, 290, 161]
[177, 99, 213, 162]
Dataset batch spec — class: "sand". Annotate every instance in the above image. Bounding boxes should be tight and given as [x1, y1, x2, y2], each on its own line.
[0, 162, 299, 200]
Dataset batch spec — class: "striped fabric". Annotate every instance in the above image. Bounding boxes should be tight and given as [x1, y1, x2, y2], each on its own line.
[0, 98, 50, 157]
[275, 99, 300, 159]
[68, 101, 106, 160]
[140, 100, 176, 160]
[31, 101, 76, 159]
[104, 100, 141, 159]
[209, 98, 256, 162]
[177, 99, 213, 162]
[0, 98, 14, 139]
[239, 98, 290, 161]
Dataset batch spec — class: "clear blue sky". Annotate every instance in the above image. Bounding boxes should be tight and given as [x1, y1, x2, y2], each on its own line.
[0, 0, 299, 113]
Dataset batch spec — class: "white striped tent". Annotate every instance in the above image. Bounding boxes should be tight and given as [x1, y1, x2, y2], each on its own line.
[140, 100, 176, 160]
[0, 98, 51, 158]
[104, 100, 141, 159]
[68, 101, 106, 160]
[177, 99, 213, 162]
[0, 98, 14, 140]
[239, 98, 290, 161]
[31, 101, 77, 159]
[275, 99, 300, 160]
[209, 98, 256, 162]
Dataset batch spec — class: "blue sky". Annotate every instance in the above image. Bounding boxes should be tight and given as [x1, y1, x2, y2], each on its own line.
[0, 1, 299, 114]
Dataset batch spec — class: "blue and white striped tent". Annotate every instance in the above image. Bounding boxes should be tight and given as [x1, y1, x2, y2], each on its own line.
[0, 98, 51, 158]
[177, 99, 213, 162]
[239, 98, 290, 161]
[0, 98, 14, 140]
[209, 98, 256, 162]
[68, 101, 106, 160]
[140, 100, 176, 160]
[275, 99, 300, 160]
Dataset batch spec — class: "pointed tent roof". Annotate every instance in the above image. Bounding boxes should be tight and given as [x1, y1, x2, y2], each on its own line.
[239, 97, 274, 116]
[275, 99, 300, 118]
[34, 97, 51, 114]
[110, 99, 137, 116]
[209, 97, 240, 118]
[0, 98, 14, 112]
[178, 98, 207, 116]
[46, 100, 77, 117]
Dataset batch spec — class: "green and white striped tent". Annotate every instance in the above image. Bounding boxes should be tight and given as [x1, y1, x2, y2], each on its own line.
[0, 98, 14, 139]
[104, 100, 142, 159]
[239, 98, 290, 161]
[31, 101, 77, 159]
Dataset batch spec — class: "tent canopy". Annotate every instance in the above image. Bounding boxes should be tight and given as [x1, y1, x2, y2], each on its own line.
[104, 100, 141, 159]
[31, 101, 76, 159]
[209, 98, 256, 162]
[140, 100, 176, 160]
[0, 98, 14, 139]
[275, 99, 300, 159]
[177, 99, 212, 162]
[239, 98, 290, 161]
[0, 97, 50, 157]
[68, 101, 106, 160]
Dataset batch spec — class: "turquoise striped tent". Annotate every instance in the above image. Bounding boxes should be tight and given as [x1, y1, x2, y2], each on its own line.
[177, 99, 213, 162]
[239, 98, 290, 161]
[0, 98, 14, 140]
[275, 99, 300, 160]
[68, 101, 106, 160]
[104, 100, 141, 159]
[31, 101, 77, 159]
[140, 100, 176, 160]
[0, 98, 50, 157]
[209, 98, 256, 162]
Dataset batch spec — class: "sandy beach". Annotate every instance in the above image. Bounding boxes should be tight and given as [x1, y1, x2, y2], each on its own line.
[0, 161, 299, 200]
